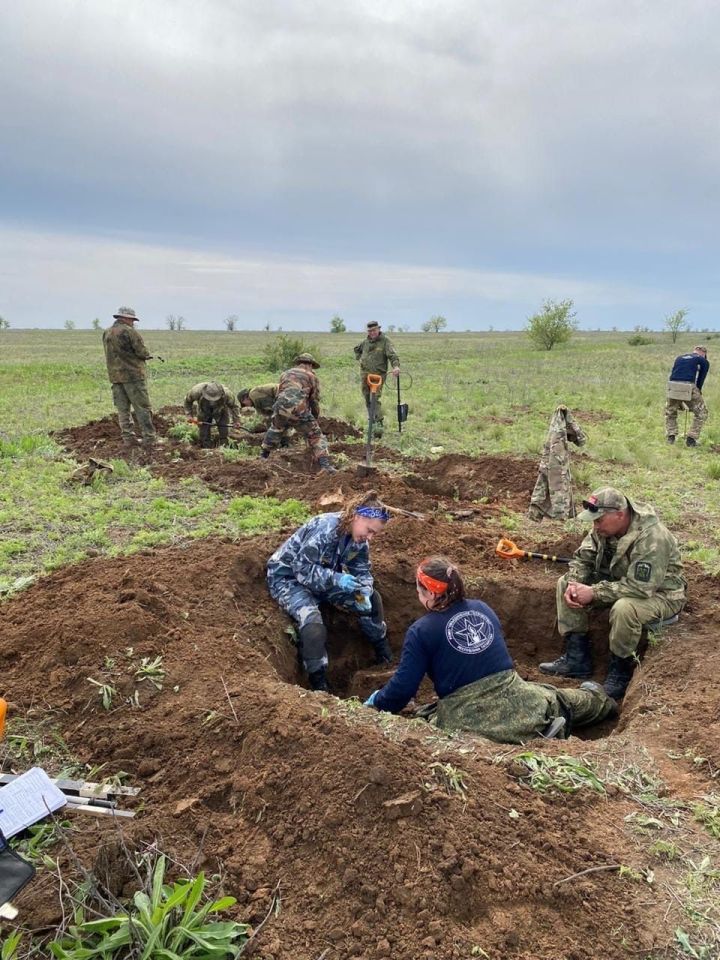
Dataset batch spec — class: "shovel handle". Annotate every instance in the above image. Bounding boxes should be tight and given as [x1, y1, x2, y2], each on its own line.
[366, 374, 383, 393]
[496, 538, 572, 564]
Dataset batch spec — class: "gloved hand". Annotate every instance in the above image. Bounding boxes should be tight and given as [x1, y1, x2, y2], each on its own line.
[355, 593, 372, 613]
[364, 689, 380, 708]
[335, 572, 362, 593]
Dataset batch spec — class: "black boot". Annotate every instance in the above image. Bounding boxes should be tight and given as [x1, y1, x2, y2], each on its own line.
[308, 668, 329, 692]
[539, 633, 592, 678]
[372, 635, 394, 665]
[686, 436, 698, 447]
[603, 654, 636, 700]
[260, 448, 270, 460]
[666, 435, 675, 444]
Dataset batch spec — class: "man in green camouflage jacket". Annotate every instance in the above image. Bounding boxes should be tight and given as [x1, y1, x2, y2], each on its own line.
[237, 383, 278, 431]
[261, 354, 336, 472]
[540, 487, 686, 700]
[184, 381, 241, 447]
[102, 306, 157, 450]
[353, 321, 400, 438]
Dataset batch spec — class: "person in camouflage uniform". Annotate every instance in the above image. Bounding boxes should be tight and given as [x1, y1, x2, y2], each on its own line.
[261, 354, 336, 472]
[364, 557, 616, 742]
[665, 345, 709, 447]
[528, 406, 587, 521]
[102, 306, 157, 451]
[237, 383, 279, 433]
[540, 487, 687, 700]
[267, 491, 394, 691]
[184, 381, 241, 448]
[353, 321, 400, 438]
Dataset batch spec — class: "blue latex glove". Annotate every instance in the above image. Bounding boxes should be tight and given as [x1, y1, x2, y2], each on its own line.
[364, 689, 380, 708]
[335, 572, 362, 593]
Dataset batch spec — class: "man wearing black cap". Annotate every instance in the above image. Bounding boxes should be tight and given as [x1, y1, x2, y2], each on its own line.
[540, 487, 686, 699]
[353, 321, 400, 438]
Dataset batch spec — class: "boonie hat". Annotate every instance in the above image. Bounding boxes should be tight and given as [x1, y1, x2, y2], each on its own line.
[366, 321, 380, 330]
[113, 306, 139, 321]
[201, 382, 224, 402]
[237, 388, 251, 402]
[294, 353, 320, 368]
[577, 487, 628, 522]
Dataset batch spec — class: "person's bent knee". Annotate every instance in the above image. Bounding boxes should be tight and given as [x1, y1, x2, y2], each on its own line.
[608, 597, 641, 627]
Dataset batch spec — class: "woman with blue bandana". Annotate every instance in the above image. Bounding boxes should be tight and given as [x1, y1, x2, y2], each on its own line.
[267, 491, 393, 692]
[364, 556, 617, 743]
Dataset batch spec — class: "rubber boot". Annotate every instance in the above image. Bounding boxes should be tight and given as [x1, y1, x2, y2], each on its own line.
[308, 668, 329, 692]
[539, 633, 592, 678]
[372, 635, 394, 665]
[317, 455, 337, 474]
[603, 654, 636, 700]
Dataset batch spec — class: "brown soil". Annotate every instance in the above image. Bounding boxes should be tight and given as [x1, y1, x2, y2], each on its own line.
[3, 417, 719, 959]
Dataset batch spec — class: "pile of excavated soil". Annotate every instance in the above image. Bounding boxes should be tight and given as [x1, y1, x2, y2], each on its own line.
[4, 417, 719, 958]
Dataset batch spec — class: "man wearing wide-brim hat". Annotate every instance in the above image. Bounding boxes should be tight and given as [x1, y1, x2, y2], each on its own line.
[183, 381, 242, 448]
[353, 321, 400, 439]
[260, 354, 336, 472]
[539, 486, 686, 700]
[102, 307, 158, 453]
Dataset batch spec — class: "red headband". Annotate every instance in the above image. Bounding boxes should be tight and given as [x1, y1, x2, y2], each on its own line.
[416, 565, 449, 595]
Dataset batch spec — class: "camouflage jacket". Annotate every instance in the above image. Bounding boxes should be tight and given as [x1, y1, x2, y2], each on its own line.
[353, 334, 399, 375]
[267, 512, 373, 595]
[103, 321, 151, 383]
[529, 406, 587, 520]
[184, 383, 240, 421]
[275, 366, 321, 418]
[249, 383, 278, 414]
[569, 501, 686, 603]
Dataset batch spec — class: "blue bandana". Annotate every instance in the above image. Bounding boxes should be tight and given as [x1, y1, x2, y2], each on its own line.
[355, 505, 391, 521]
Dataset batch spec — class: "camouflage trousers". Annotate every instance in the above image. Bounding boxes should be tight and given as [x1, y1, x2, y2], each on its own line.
[262, 411, 328, 461]
[111, 380, 156, 443]
[267, 575, 386, 671]
[198, 401, 228, 448]
[361, 375, 386, 437]
[434, 670, 615, 743]
[665, 386, 708, 440]
[556, 573, 685, 658]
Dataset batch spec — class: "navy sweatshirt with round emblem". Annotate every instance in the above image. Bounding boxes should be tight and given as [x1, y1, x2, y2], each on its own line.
[373, 599, 513, 714]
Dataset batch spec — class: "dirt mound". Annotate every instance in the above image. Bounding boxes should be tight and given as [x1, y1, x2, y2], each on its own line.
[2, 522, 719, 958]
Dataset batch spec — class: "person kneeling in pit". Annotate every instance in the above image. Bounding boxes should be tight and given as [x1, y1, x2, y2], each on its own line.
[364, 557, 616, 743]
[539, 487, 686, 700]
[266, 492, 394, 692]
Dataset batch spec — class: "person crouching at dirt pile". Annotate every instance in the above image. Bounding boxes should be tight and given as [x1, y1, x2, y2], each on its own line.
[364, 557, 616, 742]
[102, 306, 160, 455]
[260, 353, 336, 473]
[184, 381, 241, 448]
[267, 491, 394, 692]
[539, 487, 687, 701]
[237, 383, 278, 432]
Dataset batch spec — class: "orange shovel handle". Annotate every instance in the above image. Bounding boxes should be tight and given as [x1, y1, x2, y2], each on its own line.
[496, 538, 526, 560]
[366, 374, 383, 394]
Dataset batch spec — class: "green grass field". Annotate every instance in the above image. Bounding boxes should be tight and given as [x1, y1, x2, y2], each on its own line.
[1, 327, 719, 592]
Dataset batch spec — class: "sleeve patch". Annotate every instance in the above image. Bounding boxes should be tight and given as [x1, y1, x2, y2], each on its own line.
[634, 561, 652, 583]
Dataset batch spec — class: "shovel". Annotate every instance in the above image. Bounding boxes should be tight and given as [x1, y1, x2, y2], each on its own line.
[357, 373, 383, 477]
[496, 537, 572, 564]
[396, 375, 409, 433]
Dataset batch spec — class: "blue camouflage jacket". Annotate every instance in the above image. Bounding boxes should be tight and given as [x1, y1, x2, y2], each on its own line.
[266, 512, 374, 595]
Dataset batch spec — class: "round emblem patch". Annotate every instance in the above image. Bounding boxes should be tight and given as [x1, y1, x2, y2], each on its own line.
[445, 610, 495, 656]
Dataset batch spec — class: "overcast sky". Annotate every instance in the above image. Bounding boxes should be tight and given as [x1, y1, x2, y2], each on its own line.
[2, 0, 719, 330]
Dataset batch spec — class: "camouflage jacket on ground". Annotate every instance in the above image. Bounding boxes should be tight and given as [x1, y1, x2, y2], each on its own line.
[267, 512, 374, 594]
[183, 383, 240, 420]
[249, 383, 278, 414]
[529, 406, 587, 520]
[569, 501, 687, 603]
[103, 321, 151, 383]
[353, 334, 400, 375]
[275, 367, 321, 418]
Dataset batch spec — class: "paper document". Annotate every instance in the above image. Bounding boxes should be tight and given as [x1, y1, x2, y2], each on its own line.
[0, 767, 67, 838]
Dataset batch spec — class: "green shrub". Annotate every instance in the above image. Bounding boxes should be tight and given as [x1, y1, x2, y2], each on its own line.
[627, 334, 654, 346]
[262, 334, 321, 372]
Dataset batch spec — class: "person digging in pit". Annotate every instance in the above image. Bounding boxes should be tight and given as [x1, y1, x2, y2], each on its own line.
[266, 491, 394, 692]
[184, 381, 242, 448]
[260, 353, 336, 472]
[539, 486, 687, 701]
[237, 383, 278, 430]
[364, 556, 617, 742]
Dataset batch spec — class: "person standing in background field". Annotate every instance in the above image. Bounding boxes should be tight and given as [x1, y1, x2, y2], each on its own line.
[353, 321, 400, 439]
[102, 306, 158, 454]
[665, 345, 709, 447]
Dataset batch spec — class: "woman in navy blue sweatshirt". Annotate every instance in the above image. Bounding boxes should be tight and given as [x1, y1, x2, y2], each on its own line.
[365, 556, 617, 743]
